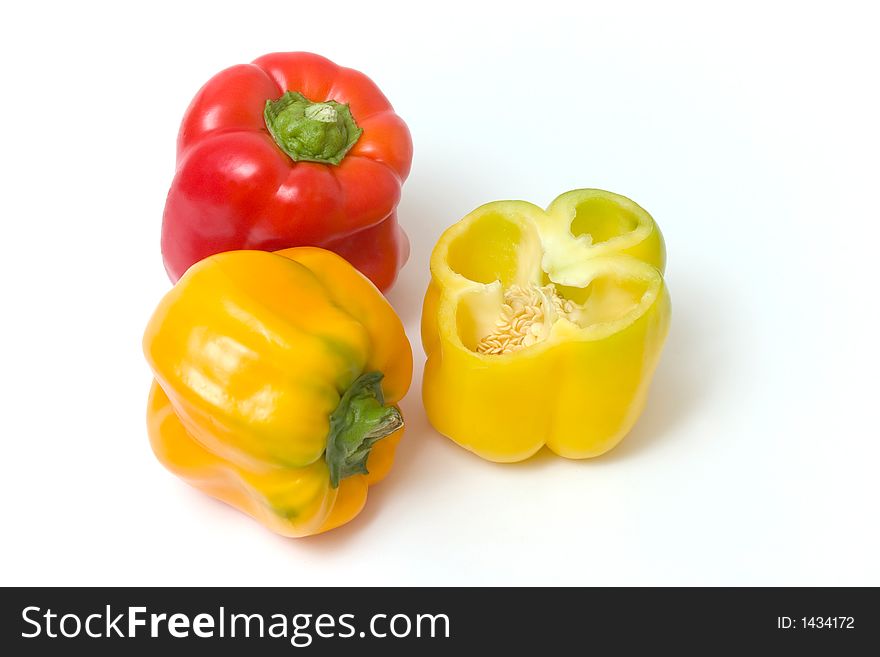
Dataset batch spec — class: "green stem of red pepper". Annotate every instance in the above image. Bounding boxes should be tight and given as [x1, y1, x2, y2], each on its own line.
[264, 91, 362, 165]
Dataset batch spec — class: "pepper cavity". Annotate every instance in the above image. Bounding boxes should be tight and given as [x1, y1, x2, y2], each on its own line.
[435, 191, 665, 357]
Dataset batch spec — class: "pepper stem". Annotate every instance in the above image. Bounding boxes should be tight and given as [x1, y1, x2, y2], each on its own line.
[325, 372, 402, 488]
[264, 91, 362, 165]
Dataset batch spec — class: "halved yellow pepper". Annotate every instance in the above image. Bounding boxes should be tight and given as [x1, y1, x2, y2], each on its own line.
[421, 189, 670, 462]
[143, 247, 412, 537]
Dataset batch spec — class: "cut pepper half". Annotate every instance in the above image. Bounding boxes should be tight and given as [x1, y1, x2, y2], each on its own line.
[421, 189, 671, 462]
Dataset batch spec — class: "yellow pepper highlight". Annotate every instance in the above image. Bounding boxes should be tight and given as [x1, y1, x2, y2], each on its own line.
[144, 247, 412, 537]
[421, 189, 670, 462]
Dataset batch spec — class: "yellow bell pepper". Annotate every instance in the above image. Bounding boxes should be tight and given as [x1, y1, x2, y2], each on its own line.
[421, 189, 670, 462]
[143, 247, 412, 537]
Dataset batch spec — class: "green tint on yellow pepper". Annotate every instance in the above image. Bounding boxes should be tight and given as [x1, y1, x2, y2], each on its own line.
[421, 189, 671, 462]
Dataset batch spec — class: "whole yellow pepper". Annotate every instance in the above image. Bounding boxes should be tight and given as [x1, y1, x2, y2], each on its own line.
[143, 247, 412, 537]
[421, 189, 670, 462]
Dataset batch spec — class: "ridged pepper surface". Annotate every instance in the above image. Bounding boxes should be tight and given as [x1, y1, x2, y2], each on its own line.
[161, 52, 412, 291]
[144, 247, 412, 536]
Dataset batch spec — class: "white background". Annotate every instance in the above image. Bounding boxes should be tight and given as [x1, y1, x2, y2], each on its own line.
[1, 0, 878, 586]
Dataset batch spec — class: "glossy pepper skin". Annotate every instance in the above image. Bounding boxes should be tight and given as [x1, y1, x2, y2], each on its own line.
[421, 189, 670, 462]
[144, 247, 412, 537]
[161, 52, 412, 291]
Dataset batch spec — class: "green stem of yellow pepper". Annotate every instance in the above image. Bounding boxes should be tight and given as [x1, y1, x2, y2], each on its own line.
[325, 372, 402, 488]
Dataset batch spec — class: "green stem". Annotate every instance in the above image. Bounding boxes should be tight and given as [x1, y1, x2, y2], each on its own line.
[325, 372, 402, 488]
[264, 91, 362, 165]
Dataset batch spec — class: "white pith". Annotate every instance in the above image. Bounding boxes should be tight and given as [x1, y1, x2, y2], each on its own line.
[475, 283, 576, 355]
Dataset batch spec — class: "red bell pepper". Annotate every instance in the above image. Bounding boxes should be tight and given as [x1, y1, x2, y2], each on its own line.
[161, 52, 412, 291]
